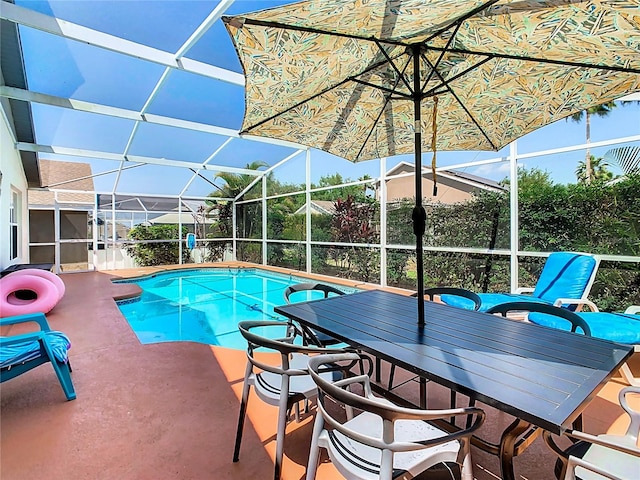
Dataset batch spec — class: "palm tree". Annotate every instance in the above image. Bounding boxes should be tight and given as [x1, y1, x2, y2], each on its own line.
[212, 160, 269, 198]
[575, 155, 613, 184]
[208, 161, 268, 237]
[570, 101, 616, 183]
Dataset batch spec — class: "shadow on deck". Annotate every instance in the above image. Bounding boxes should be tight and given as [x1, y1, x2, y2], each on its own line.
[1, 268, 637, 480]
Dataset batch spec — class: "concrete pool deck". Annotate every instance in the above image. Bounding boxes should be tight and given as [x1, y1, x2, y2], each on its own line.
[1, 262, 638, 479]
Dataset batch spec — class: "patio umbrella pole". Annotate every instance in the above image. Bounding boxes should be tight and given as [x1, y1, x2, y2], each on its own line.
[411, 45, 426, 325]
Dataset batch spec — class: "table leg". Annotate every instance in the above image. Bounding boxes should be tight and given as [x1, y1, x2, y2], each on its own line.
[499, 418, 533, 480]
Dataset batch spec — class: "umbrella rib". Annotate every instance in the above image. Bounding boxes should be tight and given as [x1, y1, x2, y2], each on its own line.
[354, 92, 394, 161]
[421, 0, 502, 45]
[240, 76, 354, 133]
[240, 52, 409, 133]
[350, 45, 413, 100]
[351, 78, 411, 99]
[432, 47, 640, 75]
[188, 168, 222, 190]
[421, 55, 494, 99]
[354, 58, 413, 161]
[420, 22, 463, 94]
[422, 55, 498, 151]
[373, 39, 413, 94]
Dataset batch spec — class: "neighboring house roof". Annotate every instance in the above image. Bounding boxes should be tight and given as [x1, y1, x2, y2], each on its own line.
[28, 160, 95, 206]
[293, 200, 337, 215]
[384, 161, 505, 192]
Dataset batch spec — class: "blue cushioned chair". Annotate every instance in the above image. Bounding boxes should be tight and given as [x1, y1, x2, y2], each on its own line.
[1, 312, 76, 401]
[530, 304, 640, 386]
[441, 252, 599, 312]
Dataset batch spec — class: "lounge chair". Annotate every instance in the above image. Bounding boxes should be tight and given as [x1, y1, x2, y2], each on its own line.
[0, 312, 76, 401]
[305, 352, 485, 480]
[440, 252, 599, 312]
[543, 386, 640, 480]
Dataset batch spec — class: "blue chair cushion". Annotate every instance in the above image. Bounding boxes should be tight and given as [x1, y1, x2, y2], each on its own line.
[532, 252, 597, 304]
[0, 331, 71, 368]
[435, 295, 477, 310]
[529, 312, 640, 344]
[441, 293, 549, 312]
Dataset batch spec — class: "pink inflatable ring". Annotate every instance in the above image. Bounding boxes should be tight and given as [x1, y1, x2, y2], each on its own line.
[0, 274, 60, 317]
[9, 268, 65, 301]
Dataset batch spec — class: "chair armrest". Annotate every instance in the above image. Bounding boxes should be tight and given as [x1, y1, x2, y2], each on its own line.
[565, 429, 640, 458]
[1, 331, 47, 368]
[0, 312, 51, 331]
[543, 428, 640, 480]
[553, 298, 599, 312]
[1, 331, 46, 345]
[514, 287, 534, 294]
[565, 455, 627, 480]
[624, 306, 640, 314]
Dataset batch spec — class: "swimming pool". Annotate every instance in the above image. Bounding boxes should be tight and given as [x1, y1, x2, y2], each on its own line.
[115, 268, 359, 349]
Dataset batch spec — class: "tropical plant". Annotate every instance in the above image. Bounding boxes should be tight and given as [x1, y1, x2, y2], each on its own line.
[126, 224, 190, 266]
[311, 173, 372, 202]
[212, 161, 269, 198]
[569, 101, 616, 183]
[208, 161, 268, 239]
[575, 155, 613, 184]
[603, 146, 640, 175]
[330, 195, 380, 281]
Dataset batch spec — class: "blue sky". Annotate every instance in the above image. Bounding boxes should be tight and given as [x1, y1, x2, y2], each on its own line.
[16, 0, 640, 196]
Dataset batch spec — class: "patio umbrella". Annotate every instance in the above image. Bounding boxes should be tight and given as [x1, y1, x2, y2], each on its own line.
[223, 0, 640, 324]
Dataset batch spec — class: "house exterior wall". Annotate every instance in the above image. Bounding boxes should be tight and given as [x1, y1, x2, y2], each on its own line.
[386, 175, 473, 204]
[0, 107, 29, 270]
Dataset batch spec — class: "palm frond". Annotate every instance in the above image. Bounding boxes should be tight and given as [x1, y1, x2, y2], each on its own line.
[604, 146, 640, 174]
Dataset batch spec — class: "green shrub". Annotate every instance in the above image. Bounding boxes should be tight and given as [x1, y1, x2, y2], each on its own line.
[126, 224, 190, 267]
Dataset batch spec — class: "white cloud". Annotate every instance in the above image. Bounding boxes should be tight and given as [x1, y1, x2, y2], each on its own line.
[470, 162, 511, 181]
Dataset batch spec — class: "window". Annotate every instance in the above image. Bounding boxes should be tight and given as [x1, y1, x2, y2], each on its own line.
[9, 189, 20, 260]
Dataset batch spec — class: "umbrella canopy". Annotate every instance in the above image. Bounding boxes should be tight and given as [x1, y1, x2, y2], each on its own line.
[223, 0, 640, 323]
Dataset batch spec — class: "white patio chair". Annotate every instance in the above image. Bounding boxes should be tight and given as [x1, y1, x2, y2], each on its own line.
[283, 282, 346, 346]
[232, 320, 349, 480]
[306, 352, 485, 480]
[543, 386, 640, 480]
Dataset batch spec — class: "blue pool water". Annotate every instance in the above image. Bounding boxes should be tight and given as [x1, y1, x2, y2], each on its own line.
[115, 268, 359, 349]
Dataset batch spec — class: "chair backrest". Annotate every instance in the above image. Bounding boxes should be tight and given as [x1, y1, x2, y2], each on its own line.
[283, 282, 344, 304]
[308, 352, 485, 450]
[619, 385, 640, 445]
[532, 252, 599, 305]
[487, 302, 592, 336]
[422, 287, 482, 311]
[237, 320, 344, 372]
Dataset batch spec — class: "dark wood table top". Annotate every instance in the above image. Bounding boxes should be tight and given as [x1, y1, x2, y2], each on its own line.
[275, 289, 634, 435]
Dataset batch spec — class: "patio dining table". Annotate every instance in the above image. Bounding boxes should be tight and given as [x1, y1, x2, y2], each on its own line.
[274, 289, 634, 480]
